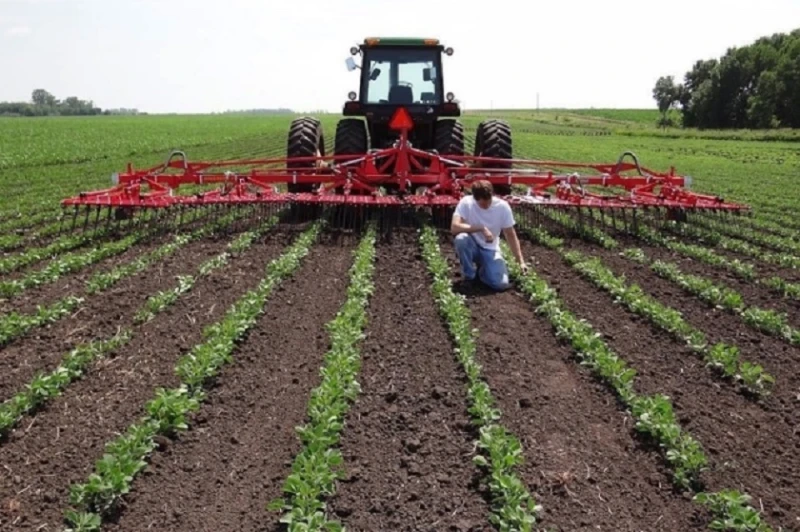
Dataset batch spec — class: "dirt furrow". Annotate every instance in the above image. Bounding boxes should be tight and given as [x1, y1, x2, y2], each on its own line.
[438, 236, 705, 531]
[0, 232, 294, 531]
[525, 240, 800, 530]
[327, 231, 491, 532]
[107, 238, 355, 532]
[589, 245, 800, 376]
[0, 235, 171, 315]
[0, 234, 236, 401]
[609, 241, 800, 321]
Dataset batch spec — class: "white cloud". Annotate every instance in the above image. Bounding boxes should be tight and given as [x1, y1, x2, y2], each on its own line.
[5, 25, 31, 37]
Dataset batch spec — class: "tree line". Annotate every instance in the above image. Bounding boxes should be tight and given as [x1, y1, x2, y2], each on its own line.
[653, 29, 800, 129]
[0, 89, 135, 117]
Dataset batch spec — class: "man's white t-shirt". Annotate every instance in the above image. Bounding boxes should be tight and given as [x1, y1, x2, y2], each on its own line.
[454, 196, 515, 250]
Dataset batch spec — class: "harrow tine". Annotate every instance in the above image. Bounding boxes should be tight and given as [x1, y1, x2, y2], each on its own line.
[82, 206, 91, 231]
[92, 206, 101, 233]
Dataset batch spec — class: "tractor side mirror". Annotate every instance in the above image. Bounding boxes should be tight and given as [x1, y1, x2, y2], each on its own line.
[345, 57, 358, 72]
[422, 67, 437, 82]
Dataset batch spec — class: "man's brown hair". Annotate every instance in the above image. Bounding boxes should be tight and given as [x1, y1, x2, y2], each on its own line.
[471, 180, 493, 201]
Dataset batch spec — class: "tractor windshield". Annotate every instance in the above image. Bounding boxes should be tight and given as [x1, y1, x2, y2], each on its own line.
[363, 48, 442, 105]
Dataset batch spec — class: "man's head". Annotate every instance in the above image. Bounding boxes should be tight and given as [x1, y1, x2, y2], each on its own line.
[471, 180, 494, 209]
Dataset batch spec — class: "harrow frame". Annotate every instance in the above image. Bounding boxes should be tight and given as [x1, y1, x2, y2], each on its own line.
[63, 111, 749, 214]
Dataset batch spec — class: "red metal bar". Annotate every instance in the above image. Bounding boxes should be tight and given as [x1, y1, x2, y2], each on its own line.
[62, 125, 749, 212]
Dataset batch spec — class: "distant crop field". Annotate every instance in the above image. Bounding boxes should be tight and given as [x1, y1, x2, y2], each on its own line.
[0, 110, 798, 531]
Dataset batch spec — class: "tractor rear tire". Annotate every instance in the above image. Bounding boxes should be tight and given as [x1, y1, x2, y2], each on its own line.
[334, 119, 369, 157]
[474, 119, 513, 195]
[434, 119, 465, 156]
[287, 117, 325, 193]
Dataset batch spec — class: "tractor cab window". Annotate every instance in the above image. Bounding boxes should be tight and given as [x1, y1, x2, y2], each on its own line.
[363, 48, 441, 105]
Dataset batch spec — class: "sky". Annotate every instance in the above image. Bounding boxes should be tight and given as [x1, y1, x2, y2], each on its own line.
[1, 0, 799, 113]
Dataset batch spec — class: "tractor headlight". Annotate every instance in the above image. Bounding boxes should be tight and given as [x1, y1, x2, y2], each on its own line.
[446, 92, 455, 102]
[445, 47, 454, 56]
[350, 46, 359, 56]
[348, 91, 358, 101]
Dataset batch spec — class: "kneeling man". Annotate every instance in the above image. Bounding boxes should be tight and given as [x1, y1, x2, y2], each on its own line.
[450, 180, 528, 291]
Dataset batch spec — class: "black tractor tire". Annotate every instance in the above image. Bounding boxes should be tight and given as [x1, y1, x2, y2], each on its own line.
[474, 119, 513, 195]
[434, 119, 465, 156]
[334, 118, 369, 157]
[286, 117, 325, 193]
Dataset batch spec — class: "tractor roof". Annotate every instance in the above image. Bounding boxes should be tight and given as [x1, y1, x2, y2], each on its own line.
[362, 37, 441, 47]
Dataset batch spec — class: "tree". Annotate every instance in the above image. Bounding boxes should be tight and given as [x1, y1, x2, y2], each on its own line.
[31, 89, 57, 108]
[652, 76, 680, 127]
[775, 38, 800, 127]
[747, 70, 780, 128]
[661, 28, 800, 129]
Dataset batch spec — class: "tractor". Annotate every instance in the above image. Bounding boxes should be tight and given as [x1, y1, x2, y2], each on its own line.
[62, 37, 748, 224]
[286, 37, 513, 194]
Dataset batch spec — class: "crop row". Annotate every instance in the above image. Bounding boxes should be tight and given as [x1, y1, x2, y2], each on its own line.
[0, 217, 278, 438]
[420, 225, 538, 531]
[0, 210, 249, 348]
[502, 241, 773, 531]
[64, 221, 323, 530]
[539, 208, 619, 249]
[628, 222, 757, 280]
[521, 225, 774, 395]
[269, 225, 377, 530]
[0, 222, 117, 275]
[763, 276, 800, 301]
[656, 218, 800, 271]
[0, 208, 61, 234]
[626, 222, 800, 303]
[0, 215, 77, 253]
[636, 253, 800, 346]
[574, 210, 764, 283]
[135, 216, 278, 323]
[692, 214, 800, 256]
[0, 232, 145, 298]
[564, 252, 774, 395]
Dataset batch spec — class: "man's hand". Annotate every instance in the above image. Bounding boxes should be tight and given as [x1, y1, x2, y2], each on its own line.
[482, 227, 495, 243]
[520, 262, 529, 275]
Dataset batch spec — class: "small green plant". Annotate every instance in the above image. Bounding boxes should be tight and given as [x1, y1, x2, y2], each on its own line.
[563, 250, 773, 395]
[420, 225, 539, 530]
[0, 296, 83, 346]
[695, 490, 774, 531]
[622, 248, 647, 263]
[271, 226, 376, 531]
[65, 222, 323, 526]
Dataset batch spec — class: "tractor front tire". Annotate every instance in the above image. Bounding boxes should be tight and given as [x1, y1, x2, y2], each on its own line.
[434, 119, 465, 157]
[474, 119, 513, 195]
[287, 117, 325, 193]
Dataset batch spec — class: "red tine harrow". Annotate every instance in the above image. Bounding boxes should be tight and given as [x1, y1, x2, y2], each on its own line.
[62, 112, 747, 219]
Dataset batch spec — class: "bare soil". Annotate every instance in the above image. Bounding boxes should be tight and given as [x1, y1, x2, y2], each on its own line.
[0, 235, 234, 401]
[107, 240, 355, 532]
[526, 239, 800, 531]
[0, 232, 292, 530]
[327, 231, 491, 532]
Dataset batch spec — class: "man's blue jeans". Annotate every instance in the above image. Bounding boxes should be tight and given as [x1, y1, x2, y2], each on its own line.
[453, 233, 510, 291]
